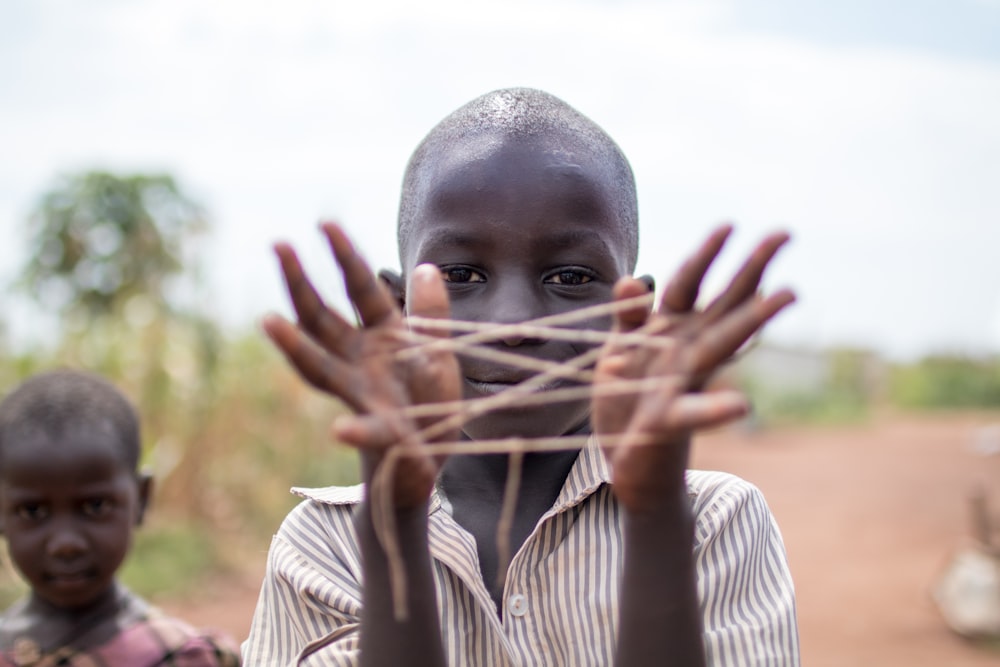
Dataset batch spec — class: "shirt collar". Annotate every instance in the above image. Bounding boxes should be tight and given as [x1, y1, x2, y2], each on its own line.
[548, 435, 610, 514]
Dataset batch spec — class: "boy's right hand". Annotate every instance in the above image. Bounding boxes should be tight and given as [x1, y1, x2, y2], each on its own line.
[262, 222, 461, 509]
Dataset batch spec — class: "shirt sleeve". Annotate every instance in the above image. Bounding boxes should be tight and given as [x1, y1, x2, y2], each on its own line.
[690, 471, 801, 666]
[242, 500, 364, 667]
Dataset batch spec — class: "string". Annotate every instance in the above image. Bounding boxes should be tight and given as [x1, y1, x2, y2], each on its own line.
[361, 293, 687, 620]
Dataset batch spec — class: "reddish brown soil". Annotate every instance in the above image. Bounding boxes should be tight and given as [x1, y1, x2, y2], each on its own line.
[160, 413, 1000, 665]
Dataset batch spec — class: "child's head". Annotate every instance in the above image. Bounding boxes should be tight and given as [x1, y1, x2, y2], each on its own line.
[396, 87, 638, 275]
[385, 88, 640, 440]
[0, 370, 150, 611]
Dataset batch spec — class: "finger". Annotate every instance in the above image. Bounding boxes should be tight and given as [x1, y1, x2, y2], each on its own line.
[261, 313, 363, 411]
[659, 224, 732, 314]
[321, 222, 399, 329]
[274, 242, 355, 354]
[689, 289, 796, 378]
[660, 390, 749, 432]
[407, 264, 451, 339]
[334, 414, 439, 476]
[702, 231, 790, 323]
[612, 277, 653, 333]
[333, 413, 405, 450]
[598, 278, 660, 387]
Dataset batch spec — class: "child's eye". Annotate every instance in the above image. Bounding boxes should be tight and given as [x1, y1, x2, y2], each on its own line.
[15, 503, 49, 521]
[81, 498, 114, 518]
[440, 267, 486, 283]
[546, 270, 593, 286]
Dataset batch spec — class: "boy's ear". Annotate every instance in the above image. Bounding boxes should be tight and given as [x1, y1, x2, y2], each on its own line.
[135, 471, 154, 526]
[378, 268, 406, 310]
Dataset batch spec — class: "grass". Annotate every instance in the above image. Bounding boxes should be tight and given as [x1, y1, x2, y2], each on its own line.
[119, 520, 221, 599]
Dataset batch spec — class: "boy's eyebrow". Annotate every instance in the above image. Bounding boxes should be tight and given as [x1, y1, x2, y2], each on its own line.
[1, 488, 47, 500]
[417, 228, 483, 252]
[416, 227, 618, 259]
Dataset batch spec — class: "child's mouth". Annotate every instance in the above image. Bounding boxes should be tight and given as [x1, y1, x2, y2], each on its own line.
[46, 570, 94, 588]
[464, 376, 565, 396]
[465, 378, 517, 396]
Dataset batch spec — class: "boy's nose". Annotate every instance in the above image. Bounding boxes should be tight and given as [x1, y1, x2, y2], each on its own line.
[489, 283, 546, 347]
[498, 329, 544, 347]
[47, 525, 88, 558]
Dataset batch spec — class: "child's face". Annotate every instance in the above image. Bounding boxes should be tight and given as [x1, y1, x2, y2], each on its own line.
[0, 427, 149, 610]
[401, 133, 633, 440]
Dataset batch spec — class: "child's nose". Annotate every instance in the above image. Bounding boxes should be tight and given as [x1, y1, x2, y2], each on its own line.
[47, 524, 88, 558]
[489, 282, 546, 347]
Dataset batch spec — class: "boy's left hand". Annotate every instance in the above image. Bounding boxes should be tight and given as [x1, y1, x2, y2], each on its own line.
[592, 226, 795, 514]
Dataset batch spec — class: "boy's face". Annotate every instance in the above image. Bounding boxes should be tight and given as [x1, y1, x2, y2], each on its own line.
[0, 427, 149, 611]
[400, 133, 633, 440]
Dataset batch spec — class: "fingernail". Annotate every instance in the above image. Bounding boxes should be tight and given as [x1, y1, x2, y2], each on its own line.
[413, 264, 438, 282]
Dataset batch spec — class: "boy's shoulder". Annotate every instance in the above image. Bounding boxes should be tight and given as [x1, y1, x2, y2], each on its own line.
[117, 608, 241, 666]
[685, 468, 765, 500]
[685, 469, 779, 535]
[97, 589, 241, 666]
[272, 484, 368, 554]
[279, 483, 366, 535]
[291, 483, 365, 506]
[0, 598, 31, 645]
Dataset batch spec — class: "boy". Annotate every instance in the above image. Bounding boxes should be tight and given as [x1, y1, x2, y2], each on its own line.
[0, 369, 242, 666]
[245, 88, 799, 665]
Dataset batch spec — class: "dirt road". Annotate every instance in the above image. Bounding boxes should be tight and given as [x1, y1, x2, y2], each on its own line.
[161, 413, 1000, 665]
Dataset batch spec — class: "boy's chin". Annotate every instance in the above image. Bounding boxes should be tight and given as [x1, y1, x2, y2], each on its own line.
[460, 403, 591, 443]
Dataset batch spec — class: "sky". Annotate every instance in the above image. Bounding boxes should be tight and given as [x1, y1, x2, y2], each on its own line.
[2, 0, 999, 360]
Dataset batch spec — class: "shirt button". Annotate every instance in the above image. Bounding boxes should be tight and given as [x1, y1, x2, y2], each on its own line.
[508, 593, 528, 617]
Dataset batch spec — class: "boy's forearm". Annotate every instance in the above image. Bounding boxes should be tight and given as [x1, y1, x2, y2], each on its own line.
[356, 500, 447, 667]
[616, 487, 706, 667]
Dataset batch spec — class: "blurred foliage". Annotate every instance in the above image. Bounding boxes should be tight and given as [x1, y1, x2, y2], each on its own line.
[737, 347, 878, 426]
[740, 347, 1000, 425]
[888, 355, 1000, 409]
[19, 171, 206, 318]
[746, 387, 869, 425]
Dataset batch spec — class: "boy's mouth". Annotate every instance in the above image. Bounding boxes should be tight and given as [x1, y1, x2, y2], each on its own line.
[45, 568, 96, 586]
[465, 378, 518, 396]
[464, 375, 566, 396]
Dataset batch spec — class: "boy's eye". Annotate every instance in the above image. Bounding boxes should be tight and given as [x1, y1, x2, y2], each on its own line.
[15, 503, 49, 521]
[546, 270, 593, 286]
[440, 267, 485, 283]
[81, 498, 114, 518]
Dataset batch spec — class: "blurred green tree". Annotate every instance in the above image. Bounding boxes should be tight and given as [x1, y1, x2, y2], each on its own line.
[19, 170, 207, 319]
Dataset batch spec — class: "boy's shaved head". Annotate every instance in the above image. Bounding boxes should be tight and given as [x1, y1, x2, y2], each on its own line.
[398, 88, 639, 271]
[0, 369, 141, 473]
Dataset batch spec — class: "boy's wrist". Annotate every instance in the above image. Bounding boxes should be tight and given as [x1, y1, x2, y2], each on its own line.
[621, 482, 693, 526]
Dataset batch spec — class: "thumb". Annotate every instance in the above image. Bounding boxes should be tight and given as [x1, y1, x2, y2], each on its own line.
[407, 264, 451, 339]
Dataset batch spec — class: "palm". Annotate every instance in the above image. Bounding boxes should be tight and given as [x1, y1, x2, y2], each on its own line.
[263, 222, 461, 508]
[593, 227, 795, 513]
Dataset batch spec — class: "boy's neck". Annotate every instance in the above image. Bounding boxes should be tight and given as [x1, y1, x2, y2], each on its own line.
[440, 450, 579, 503]
[439, 448, 582, 613]
[441, 420, 592, 500]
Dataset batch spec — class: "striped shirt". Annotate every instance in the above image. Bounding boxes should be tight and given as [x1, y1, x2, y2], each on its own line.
[243, 442, 799, 666]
